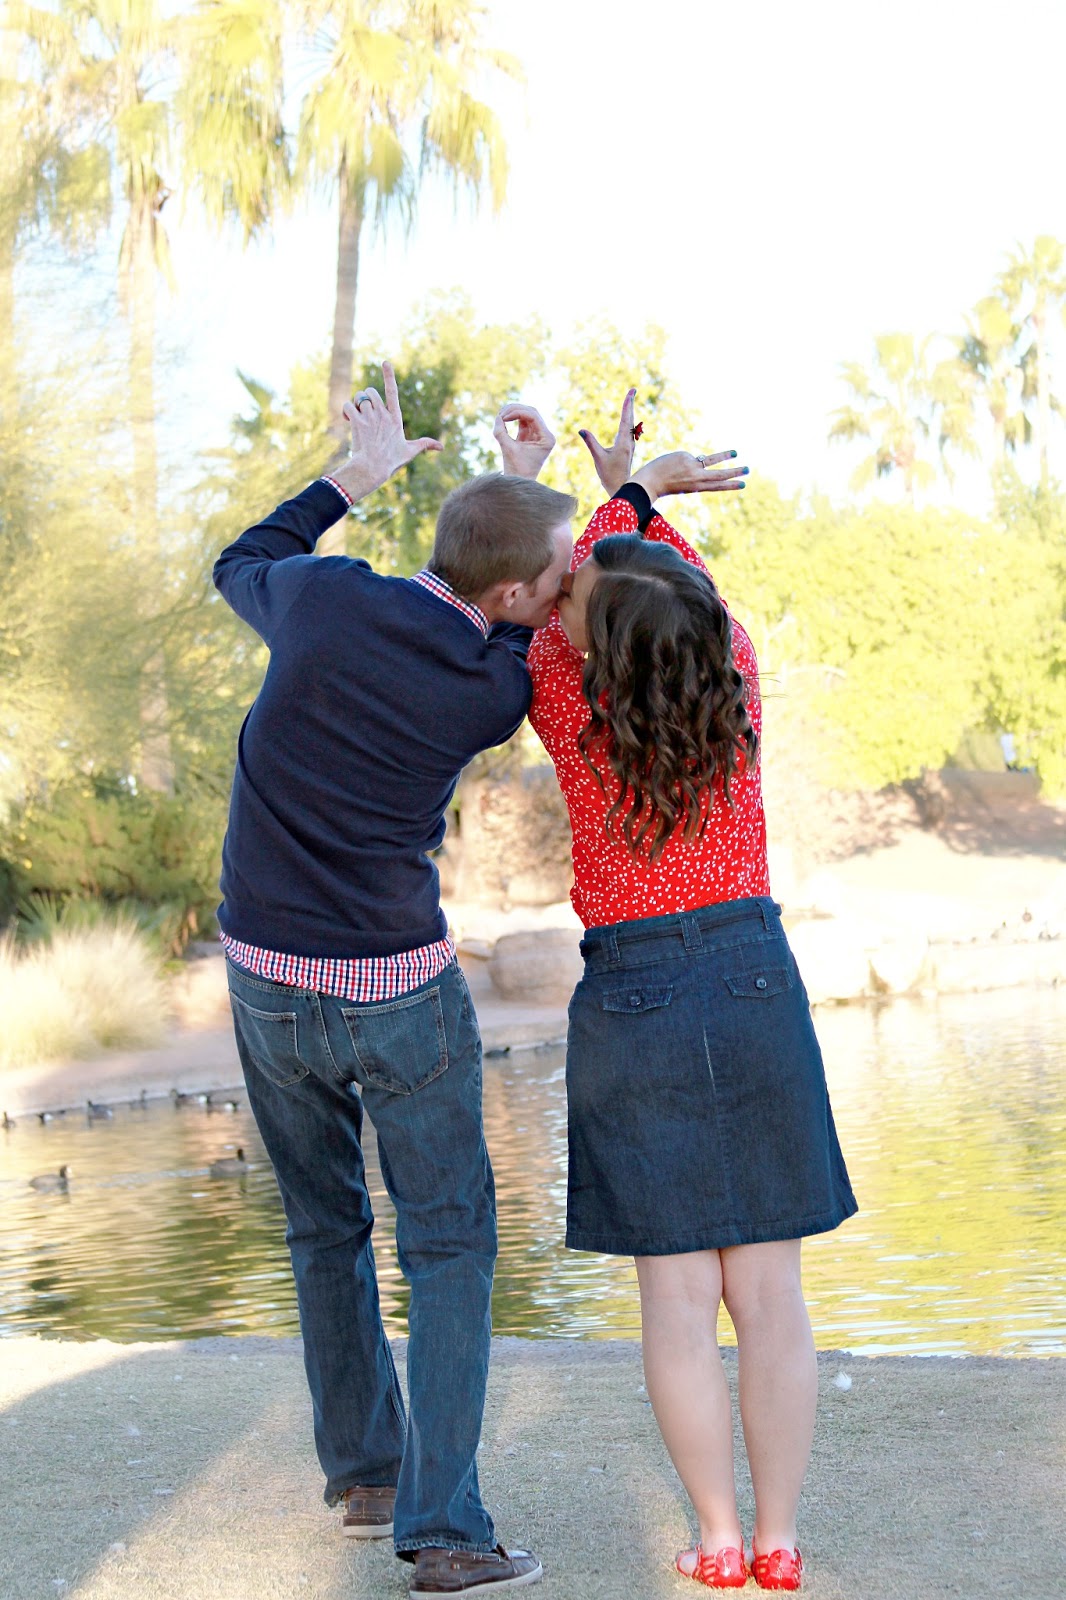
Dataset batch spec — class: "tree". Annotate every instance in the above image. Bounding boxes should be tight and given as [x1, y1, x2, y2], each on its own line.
[198, 292, 547, 572]
[998, 235, 1066, 490]
[542, 321, 699, 521]
[293, 0, 517, 553]
[958, 294, 1031, 468]
[8, 0, 288, 790]
[765, 504, 1003, 786]
[984, 482, 1066, 795]
[828, 332, 976, 501]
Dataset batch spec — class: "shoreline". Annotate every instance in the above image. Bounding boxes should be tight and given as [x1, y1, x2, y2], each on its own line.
[2, 953, 1064, 1118]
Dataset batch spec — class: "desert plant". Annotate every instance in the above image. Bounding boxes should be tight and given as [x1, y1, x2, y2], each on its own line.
[0, 920, 167, 1069]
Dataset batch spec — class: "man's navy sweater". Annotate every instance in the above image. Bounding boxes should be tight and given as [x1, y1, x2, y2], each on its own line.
[213, 480, 533, 958]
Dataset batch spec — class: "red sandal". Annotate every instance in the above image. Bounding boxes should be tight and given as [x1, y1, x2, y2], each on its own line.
[751, 1544, 803, 1591]
[676, 1543, 750, 1588]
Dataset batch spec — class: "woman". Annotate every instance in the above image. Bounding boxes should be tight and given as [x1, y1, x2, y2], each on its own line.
[505, 394, 857, 1591]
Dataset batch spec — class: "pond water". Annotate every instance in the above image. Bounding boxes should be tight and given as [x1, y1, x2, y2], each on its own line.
[1, 988, 1063, 1354]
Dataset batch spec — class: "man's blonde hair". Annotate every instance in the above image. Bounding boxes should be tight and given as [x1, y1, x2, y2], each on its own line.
[430, 473, 578, 600]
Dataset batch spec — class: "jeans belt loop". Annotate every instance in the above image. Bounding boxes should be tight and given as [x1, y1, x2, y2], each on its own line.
[605, 929, 621, 968]
[760, 898, 778, 933]
[680, 913, 704, 953]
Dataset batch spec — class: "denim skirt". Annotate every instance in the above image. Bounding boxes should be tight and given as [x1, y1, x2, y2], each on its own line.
[564, 896, 858, 1256]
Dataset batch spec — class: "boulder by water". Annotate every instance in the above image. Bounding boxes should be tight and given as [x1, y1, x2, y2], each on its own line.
[488, 929, 584, 1006]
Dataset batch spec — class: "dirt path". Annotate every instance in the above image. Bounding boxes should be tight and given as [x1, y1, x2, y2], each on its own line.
[2, 1335, 1061, 1600]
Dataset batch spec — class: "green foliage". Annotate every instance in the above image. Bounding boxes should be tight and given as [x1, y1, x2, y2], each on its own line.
[828, 332, 976, 499]
[981, 480, 1066, 792]
[15, 889, 188, 958]
[0, 779, 223, 940]
[959, 295, 1030, 462]
[831, 237, 1066, 499]
[200, 292, 548, 575]
[0, 312, 149, 805]
[347, 292, 548, 571]
[711, 478, 1066, 795]
[542, 320, 697, 517]
[799, 505, 995, 786]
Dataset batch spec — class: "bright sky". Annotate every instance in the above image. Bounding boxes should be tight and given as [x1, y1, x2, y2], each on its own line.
[160, 0, 1066, 508]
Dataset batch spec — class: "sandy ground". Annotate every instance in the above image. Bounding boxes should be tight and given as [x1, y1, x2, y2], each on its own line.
[1, 1335, 1062, 1600]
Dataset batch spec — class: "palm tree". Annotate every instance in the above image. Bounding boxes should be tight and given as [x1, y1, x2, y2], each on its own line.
[958, 295, 1031, 468]
[177, 0, 289, 242]
[294, 0, 517, 553]
[0, 12, 113, 360]
[828, 332, 976, 502]
[998, 236, 1066, 490]
[829, 334, 935, 501]
[9, 0, 287, 789]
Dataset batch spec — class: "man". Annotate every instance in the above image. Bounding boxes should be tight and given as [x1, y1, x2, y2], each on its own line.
[213, 363, 573, 1595]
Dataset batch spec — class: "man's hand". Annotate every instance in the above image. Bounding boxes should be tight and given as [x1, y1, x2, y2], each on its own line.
[578, 387, 639, 497]
[331, 361, 442, 502]
[493, 404, 556, 480]
[632, 449, 748, 501]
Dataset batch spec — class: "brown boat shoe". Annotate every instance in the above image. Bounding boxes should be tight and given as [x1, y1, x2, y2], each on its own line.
[340, 1484, 396, 1539]
[408, 1543, 543, 1596]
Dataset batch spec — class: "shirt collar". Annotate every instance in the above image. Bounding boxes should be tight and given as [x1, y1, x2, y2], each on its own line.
[411, 569, 490, 638]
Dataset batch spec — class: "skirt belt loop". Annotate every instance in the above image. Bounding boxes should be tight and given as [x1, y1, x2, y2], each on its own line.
[604, 928, 621, 967]
[680, 913, 704, 953]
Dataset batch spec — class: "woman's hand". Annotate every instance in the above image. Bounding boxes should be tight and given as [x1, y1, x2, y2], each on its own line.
[632, 449, 748, 501]
[494, 404, 556, 479]
[578, 388, 638, 496]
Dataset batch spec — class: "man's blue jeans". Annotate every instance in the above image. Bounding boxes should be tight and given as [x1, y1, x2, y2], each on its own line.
[225, 957, 497, 1557]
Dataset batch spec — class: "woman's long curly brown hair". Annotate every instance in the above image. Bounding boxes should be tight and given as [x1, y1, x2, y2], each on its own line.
[577, 535, 758, 862]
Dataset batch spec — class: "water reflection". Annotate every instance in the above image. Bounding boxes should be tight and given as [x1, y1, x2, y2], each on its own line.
[1, 988, 1063, 1353]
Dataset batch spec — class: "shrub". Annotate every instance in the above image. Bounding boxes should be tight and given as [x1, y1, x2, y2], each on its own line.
[0, 779, 223, 944]
[0, 921, 168, 1070]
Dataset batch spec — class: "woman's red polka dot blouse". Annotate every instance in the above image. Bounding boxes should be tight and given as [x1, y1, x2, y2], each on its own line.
[527, 496, 770, 930]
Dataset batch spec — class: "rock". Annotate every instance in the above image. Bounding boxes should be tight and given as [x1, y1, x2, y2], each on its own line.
[452, 768, 573, 908]
[868, 936, 929, 995]
[488, 929, 583, 1006]
[787, 917, 872, 1004]
[925, 939, 1066, 993]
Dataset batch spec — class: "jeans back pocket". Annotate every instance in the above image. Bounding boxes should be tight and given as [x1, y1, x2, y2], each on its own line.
[724, 966, 793, 999]
[342, 986, 449, 1095]
[229, 993, 308, 1087]
[602, 984, 674, 1014]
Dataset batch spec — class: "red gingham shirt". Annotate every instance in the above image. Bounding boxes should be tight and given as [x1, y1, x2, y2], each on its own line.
[220, 520, 486, 1001]
[219, 931, 456, 1003]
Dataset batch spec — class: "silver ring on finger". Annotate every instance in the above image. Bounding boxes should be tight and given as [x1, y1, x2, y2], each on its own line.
[695, 454, 708, 467]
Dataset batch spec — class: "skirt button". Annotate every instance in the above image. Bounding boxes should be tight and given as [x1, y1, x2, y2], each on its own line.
[755, 976, 768, 990]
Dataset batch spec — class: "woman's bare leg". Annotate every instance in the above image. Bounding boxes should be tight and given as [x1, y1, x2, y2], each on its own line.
[720, 1239, 816, 1555]
[635, 1249, 742, 1566]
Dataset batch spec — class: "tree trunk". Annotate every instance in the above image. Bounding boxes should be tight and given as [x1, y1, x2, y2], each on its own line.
[128, 198, 174, 794]
[1034, 306, 1050, 491]
[992, 412, 1006, 466]
[320, 159, 364, 559]
[0, 234, 13, 369]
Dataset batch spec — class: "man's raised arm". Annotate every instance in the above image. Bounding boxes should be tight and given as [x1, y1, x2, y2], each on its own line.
[213, 360, 441, 644]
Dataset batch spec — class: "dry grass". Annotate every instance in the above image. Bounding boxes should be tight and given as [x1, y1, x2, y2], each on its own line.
[0, 922, 167, 1070]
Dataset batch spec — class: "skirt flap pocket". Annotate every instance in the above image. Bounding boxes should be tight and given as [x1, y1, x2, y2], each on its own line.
[602, 984, 674, 1014]
[725, 966, 793, 999]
